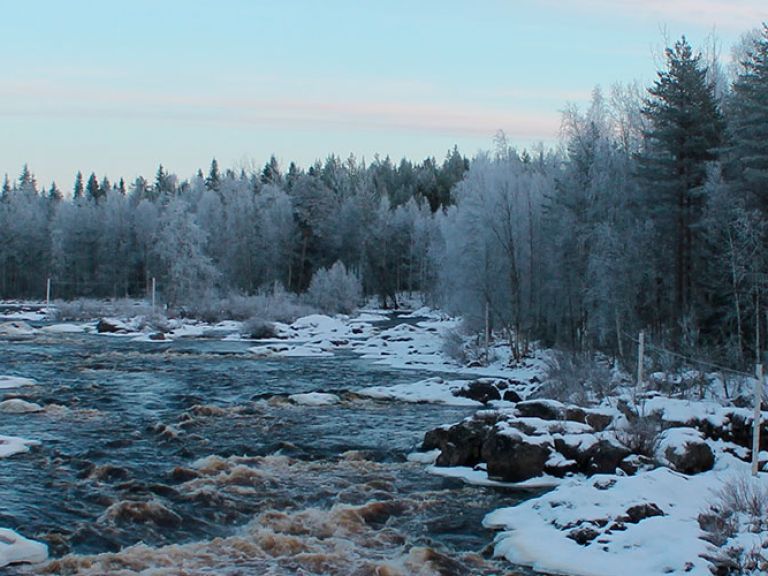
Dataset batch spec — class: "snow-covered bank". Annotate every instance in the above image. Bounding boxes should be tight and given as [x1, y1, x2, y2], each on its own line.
[484, 458, 765, 576]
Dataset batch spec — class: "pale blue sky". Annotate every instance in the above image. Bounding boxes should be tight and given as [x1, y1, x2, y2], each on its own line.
[1, 0, 766, 190]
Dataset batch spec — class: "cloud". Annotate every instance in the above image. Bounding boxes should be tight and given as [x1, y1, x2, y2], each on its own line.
[550, 0, 766, 31]
[0, 81, 560, 142]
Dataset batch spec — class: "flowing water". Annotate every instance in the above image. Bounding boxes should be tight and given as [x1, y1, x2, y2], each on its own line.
[0, 326, 532, 575]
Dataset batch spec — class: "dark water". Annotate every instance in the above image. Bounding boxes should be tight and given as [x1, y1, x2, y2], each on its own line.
[0, 330, 529, 575]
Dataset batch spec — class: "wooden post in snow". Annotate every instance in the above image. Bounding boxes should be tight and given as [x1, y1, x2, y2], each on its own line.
[636, 330, 645, 388]
[45, 277, 51, 307]
[753, 362, 763, 476]
[484, 301, 490, 366]
[753, 295, 762, 476]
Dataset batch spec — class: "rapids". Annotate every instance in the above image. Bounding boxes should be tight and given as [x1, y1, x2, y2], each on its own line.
[1, 327, 533, 575]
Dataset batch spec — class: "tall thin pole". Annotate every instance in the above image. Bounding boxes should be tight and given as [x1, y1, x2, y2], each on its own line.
[151, 277, 156, 312]
[753, 362, 763, 476]
[45, 277, 51, 307]
[636, 330, 645, 387]
[753, 290, 762, 476]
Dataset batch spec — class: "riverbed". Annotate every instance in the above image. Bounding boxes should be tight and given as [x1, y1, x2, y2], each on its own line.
[1, 326, 532, 575]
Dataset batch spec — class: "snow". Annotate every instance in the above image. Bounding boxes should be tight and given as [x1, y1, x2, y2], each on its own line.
[359, 377, 481, 406]
[0, 528, 48, 568]
[40, 323, 89, 334]
[0, 376, 36, 390]
[427, 465, 562, 489]
[288, 392, 341, 406]
[0, 321, 36, 339]
[249, 343, 335, 358]
[483, 461, 761, 576]
[656, 427, 705, 460]
[0, 399, 44, 413]
[406, 449, 441, 464]
[0, 435, 40, 458]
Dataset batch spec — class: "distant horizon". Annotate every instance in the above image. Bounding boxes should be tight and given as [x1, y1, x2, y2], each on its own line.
[2, 0, 766, 190]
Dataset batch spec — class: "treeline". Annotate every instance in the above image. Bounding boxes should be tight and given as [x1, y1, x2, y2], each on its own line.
[2, 27, 768, 369]
[0, 149, 466, 308]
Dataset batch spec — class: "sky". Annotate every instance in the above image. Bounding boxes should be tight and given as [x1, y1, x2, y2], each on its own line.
[1, 0, 766, 192]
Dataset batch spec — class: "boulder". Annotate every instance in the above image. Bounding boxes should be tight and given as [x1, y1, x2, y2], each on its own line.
[620, 502, 665, 523]
[453, 381, 501, 404]
[584, 439, 631, 474]
[516, 399, 565, 421]
[96, 319, 128, 334]
[481, 427, 551, 482]
[502, 389, 522, 403]
[423, 417, 494, 468]
[585, 411, 614, 432]
[656, 428, 714, 474]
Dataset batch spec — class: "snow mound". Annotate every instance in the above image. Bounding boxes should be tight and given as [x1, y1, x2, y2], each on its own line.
[0, 376, 36, 390]
[0, 435, 40, 458]
[0, 528, 48, 568]
[288, 392, 341, 406]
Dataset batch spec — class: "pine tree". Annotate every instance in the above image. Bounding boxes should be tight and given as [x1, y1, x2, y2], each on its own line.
[637, 37, 724, 341]
[85, 172, 101, 202]
[728, 24, 768, 211]
[73, 171, 84, 200]
[261, 155, 282, 185]
[205, 158, 221, 191]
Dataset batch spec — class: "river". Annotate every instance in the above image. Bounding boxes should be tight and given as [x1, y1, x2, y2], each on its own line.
[1, 324, 533, 575]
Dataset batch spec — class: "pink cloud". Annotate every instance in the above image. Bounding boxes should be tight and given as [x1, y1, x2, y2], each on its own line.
[552, 0, 766, 31]
[0, 81, 560, 141]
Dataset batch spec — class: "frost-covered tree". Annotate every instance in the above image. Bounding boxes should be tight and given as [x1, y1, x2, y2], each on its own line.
[307, 261, 362, 314]
[153, 198, 218, 306]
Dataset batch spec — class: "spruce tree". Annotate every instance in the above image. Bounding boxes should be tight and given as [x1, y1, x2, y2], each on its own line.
[205, 158, 221, 191]
[73, 171, 84, 199]
[728, 24, 768, 211]
[637, 37, 724, 342]
[85, 172, 101, 202]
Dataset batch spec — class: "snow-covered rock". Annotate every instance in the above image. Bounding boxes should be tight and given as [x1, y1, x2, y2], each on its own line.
[0, 321, 36, 339]
[656, 427, 714, 474]
[0, 435, 40, 458]
[483, 466, 745, 576]
[0, 528, 48, 568]
[288, 392, 341, 406]
[40, 323, 88, 334]
[0, 399, 44, 413]
[0, 376, 36, 390]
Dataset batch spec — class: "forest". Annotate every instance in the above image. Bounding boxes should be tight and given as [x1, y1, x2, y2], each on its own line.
[2, 27, 768, 371]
